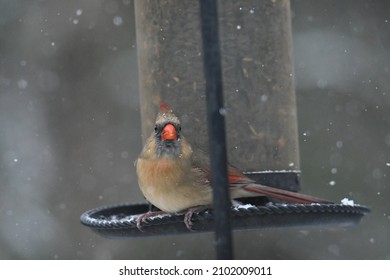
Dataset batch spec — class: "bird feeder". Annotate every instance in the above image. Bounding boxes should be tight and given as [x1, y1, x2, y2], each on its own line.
[81, 0, 369, 252]
[135, 0, 301, 190]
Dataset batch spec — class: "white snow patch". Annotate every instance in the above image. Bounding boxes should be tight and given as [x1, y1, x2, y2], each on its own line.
[231, 200, 242, 207]
[234, 203, 255, 210]
[341, 198, 354, 206]
[147, 213, 171, 221]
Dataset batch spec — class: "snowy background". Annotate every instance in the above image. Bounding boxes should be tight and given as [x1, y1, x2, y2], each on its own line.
[0, 0, 389, 259]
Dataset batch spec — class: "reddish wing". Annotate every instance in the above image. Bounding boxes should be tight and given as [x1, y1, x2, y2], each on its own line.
[191, 148, 255, 186]
[191, 148, 332, 204]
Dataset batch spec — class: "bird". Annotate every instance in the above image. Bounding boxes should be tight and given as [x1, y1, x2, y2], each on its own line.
[135, 102, 332, 230]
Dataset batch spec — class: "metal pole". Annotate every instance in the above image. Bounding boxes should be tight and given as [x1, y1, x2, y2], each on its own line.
[199, 0, 233, 260]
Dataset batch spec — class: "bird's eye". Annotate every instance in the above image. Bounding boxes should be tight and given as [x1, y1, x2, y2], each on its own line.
[178, 125, 182, 132]
[154, 125, 158, 133]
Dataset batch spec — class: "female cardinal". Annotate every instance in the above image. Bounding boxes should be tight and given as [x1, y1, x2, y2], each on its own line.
[136, 102, 332, 230]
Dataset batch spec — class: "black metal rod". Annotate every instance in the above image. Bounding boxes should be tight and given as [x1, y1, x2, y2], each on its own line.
[199, 0, 233, 260]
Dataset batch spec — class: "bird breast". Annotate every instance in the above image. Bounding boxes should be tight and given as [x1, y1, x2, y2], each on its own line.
[136, 157, 212, 213]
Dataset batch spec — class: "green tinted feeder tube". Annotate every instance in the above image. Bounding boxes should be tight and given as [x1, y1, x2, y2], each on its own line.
[135, 0, 300, 190]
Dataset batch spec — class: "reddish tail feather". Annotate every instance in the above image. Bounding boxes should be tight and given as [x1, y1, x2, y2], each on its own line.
[243, 184, 333, 204]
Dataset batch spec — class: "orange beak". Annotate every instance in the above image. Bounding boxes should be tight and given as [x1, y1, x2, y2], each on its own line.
[161, 124, 177, 141]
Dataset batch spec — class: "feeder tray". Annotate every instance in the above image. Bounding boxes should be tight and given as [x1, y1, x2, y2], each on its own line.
[80, 200, 370, 239]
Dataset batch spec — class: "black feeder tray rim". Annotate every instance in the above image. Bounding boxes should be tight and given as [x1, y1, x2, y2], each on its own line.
[80, 202, 370, 238]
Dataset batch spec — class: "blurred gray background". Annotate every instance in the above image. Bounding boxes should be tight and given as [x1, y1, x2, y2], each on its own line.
[0, 0, 389, 259]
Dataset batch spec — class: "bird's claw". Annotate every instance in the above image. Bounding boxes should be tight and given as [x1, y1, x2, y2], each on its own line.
[135, 211, 166, 232]
[136, 214, 148, 232]
[182, 206, 210, 231]
[136, 208, 209, 232]
[184, 209, 196, 232]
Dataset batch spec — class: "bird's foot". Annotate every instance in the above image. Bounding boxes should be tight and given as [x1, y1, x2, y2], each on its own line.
[136, 210, 167, 232]
[182, 206, 210, 231]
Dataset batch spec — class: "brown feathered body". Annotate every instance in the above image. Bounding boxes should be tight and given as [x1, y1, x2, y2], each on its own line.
[136, 103, 331, 214]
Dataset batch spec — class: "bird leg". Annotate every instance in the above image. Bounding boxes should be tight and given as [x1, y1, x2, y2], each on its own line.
[181, 205, 210, 231]
[136, 210, 167, 232]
